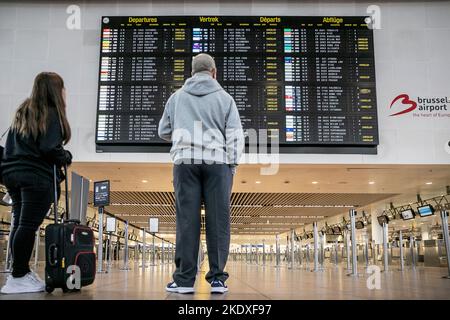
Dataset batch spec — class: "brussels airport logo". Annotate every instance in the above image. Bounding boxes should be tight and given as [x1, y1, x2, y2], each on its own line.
[389, 94, 417, 116]
[389, 94, 450, 118]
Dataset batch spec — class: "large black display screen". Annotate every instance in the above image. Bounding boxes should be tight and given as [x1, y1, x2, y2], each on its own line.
[96, 16, 378, 153]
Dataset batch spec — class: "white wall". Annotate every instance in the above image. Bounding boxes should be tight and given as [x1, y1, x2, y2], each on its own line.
[1, 0, 449, 165]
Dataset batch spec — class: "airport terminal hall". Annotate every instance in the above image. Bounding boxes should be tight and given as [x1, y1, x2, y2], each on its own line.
[1, 0, 450, 308]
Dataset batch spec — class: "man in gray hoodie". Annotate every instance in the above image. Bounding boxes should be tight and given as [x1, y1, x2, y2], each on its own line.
[158, 53, 244, 294]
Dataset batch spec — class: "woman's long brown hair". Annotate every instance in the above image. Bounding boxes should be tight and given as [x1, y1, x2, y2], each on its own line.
[12, 72, 71, 145]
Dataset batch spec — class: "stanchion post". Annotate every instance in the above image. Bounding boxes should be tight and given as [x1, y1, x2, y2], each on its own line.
[440, 210, 450, 279]
[399, 230, 404, 271]
[298, 241, 302, 268]
[349, 209, 358, 276]
[161, 239, 165, 265]
[334, 240, 339, 267]
[364, 238, 369, 268]
[107, 232, 112, 273]
[141, 229, 146, 270]
[275, 235, 281, 268]
[97, 206, 105, 273]
[345, 230, 351, 271]
[319, 233, 325, 269]
[372, 240, 376, 265]
[290, 229, 295, 269]
[312, 222, 319, 272]
[120, 221, 130, 271]
[152, 233, 156, 265]
[382, 221, 389, 272]
[262, 239, 266, 266]
[409, 235, 415, 269]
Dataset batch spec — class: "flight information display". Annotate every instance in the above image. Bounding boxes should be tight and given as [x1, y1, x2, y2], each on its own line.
[96, 16, 378, 153]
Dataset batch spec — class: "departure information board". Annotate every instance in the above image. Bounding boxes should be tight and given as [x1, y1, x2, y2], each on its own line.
[96, 16, 378, 154]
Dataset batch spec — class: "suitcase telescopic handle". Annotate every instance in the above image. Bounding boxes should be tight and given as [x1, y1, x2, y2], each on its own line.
[53, 165, 59, 224]
[63, 164, 69, 221]
[53, 164, 70, 223]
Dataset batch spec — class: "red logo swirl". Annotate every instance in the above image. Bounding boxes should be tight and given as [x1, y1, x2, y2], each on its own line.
[389, 94, 417, 116]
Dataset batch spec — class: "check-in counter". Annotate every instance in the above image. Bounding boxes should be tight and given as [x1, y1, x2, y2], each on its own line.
[357, 244, 368, 264]
[424, 240, 440, 267]
[378, 244, 393, 264]
[437, 240, 448, 267]
[424, 239, 449, 267]
[330, 244, 342, 263]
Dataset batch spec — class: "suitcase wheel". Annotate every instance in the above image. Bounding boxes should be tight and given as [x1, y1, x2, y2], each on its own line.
[45, 286, 54, 293]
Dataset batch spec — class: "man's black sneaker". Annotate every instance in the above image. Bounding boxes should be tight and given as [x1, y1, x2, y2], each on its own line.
[211, 280, 228, 293]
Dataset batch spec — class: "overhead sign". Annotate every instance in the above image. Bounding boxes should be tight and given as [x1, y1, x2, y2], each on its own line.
[94, 180, 110, 207]
[106, 217, 116, 232]
[96, 15, 378, 154]
[149, 217, 159, 233]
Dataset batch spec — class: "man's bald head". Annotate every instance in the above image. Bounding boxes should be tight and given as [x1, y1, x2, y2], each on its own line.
[192, 53, 217, 78]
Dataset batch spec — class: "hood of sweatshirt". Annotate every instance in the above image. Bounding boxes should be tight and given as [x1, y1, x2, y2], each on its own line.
[182, 72, 223, 96]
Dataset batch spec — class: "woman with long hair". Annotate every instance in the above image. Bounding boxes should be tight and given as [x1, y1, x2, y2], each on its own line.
[0, 72, 72, 294]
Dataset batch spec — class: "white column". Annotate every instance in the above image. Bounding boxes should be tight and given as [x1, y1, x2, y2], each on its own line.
[313, 222, 319, 272]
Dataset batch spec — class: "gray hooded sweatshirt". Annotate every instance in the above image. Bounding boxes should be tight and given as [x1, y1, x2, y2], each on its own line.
[158, 72, 245, 166]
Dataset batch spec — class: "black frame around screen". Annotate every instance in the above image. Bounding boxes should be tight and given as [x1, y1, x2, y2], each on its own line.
[95, 16, 378, 154]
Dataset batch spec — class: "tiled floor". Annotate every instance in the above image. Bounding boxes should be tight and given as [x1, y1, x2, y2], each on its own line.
[0, 260, 449, 300]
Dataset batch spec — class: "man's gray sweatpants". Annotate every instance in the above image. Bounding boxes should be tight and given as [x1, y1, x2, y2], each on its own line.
[172, 162, 233, 287]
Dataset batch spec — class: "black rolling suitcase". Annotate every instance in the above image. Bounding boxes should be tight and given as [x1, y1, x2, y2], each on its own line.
[45, 165, 96, 293]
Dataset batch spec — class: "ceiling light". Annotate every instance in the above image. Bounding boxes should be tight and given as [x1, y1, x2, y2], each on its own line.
[142, 180, 148, 183]
[255, 181, 261, 184]
[312, 181, 318, 184]
[369, 181, 375, 185]
[425, 182, 432, 185]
